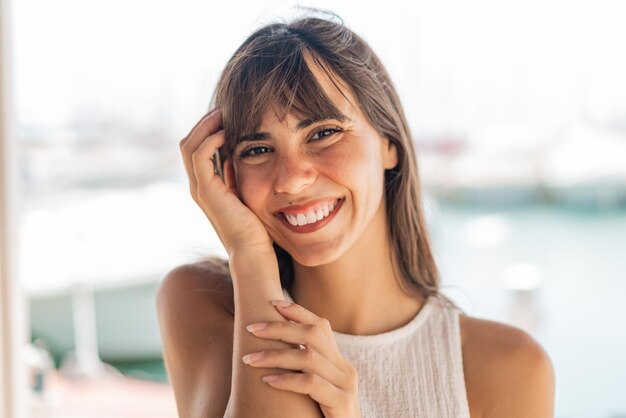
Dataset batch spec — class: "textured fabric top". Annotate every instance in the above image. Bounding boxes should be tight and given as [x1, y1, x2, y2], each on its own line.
[282, 288, 471, 418]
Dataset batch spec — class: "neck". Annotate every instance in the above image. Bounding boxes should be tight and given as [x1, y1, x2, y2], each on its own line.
[289, 201, 425, 336]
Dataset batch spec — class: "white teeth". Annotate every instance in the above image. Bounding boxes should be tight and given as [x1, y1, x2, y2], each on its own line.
[283, 198, 341, 227]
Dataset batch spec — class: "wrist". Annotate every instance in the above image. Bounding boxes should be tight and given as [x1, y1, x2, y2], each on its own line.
[228, 242, 275, 260]
[228, 246, 280, 285]
[225, 231, 274, 256]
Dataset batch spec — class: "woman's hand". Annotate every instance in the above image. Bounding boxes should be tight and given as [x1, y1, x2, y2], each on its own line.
[242, 300, 362, 418]
[179, 109, 273, 255]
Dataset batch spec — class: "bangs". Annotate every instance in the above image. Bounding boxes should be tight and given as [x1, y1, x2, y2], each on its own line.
[215, 34, 351, 157]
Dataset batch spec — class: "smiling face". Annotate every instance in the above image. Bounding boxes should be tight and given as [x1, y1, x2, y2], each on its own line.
[231, 57, 398, 266]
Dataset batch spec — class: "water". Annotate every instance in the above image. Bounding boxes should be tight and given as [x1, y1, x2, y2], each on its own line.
[431, 201, 626, 418]
[28, 190, 625, 417]
[108, 200, 626, 417]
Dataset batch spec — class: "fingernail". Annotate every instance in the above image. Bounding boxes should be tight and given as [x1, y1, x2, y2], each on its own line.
[246, 322, 267, 332]
[242, 352, 264, 364]
[262, 374, 279, 383]
[270, 300, 293, 308]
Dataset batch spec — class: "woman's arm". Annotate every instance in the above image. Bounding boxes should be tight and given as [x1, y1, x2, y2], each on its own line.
[171, 109, 323, 416]
[156, 264, 234, 417]
[461, 316, 555, 418]
[224, 248, 324, 418]
[156, 258, 324, 418]
[489, 335, 555, 418]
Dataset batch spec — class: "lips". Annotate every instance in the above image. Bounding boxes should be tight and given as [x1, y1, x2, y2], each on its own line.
[282, 198, 340, 225]
[276, 196, 343, 215]
[276, 198, 345, 234]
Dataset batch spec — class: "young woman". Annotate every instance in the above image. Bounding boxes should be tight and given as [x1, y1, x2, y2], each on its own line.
[157, 14, 555, 418]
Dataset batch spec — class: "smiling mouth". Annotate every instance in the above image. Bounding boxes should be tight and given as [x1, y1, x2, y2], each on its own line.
[276, 197, 345, 233]
[280, 198, 342, 226]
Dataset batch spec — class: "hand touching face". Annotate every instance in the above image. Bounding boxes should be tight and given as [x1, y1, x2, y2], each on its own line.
[232, 60, 398, 266]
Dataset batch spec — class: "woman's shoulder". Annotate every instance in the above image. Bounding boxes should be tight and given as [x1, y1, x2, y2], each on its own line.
[156, 259, 235, 416]
[157, 257, 235, 317]
[459, 314, 555, 418]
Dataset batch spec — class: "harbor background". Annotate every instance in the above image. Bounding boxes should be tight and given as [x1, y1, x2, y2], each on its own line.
[7, 0, 626, 417]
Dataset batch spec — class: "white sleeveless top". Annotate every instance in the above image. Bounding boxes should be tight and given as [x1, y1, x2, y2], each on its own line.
[282, 288, 471, 418]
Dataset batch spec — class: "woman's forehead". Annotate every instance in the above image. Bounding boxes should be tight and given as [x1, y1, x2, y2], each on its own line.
[228, 51, 362, 146]
[258, 58, 358, 130]
[258, 95, 356, 131]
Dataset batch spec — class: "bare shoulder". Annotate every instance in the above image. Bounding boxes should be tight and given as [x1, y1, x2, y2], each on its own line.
[459, 314, 555, 418]
[157, 258, 234, 313]
[156, 259, 235, 418]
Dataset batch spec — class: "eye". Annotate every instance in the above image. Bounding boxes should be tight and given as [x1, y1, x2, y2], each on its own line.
[238, 126, 343, 159]
[239, 146, 272, 159]
[310, 126, 343, 141]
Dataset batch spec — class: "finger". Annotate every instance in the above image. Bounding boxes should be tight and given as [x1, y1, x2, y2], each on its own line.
[179, 108, 221, 149]
[243, 347, 346, 388]
[180, 109, 223, 192]
[270, 300, 331, 333]
[247, 320, 341, 365]
[270, 300, 341, 354]
[261, 371, 348, 411]
[179, 108, 219, 175]
[191, 130, 226, 201]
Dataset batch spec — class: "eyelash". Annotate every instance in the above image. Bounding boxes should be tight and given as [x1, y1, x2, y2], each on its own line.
[238, 126, 343, 159]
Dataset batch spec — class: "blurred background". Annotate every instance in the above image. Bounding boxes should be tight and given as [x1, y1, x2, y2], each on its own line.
[1, 0, 625, 416]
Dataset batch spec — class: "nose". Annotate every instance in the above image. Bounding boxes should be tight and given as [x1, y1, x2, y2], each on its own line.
[272, 153, 317, 195]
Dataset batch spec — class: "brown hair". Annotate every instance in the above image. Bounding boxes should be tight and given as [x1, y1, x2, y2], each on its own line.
[203, 12, 455, 307]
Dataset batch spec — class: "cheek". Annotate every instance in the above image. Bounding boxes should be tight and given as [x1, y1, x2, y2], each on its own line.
[327, 138, 382, 182]
[235, 167, 267, 209]
[319, 138, 370, 175]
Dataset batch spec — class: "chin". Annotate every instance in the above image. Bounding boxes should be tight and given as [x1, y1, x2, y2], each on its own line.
[281, 242, 345, 267]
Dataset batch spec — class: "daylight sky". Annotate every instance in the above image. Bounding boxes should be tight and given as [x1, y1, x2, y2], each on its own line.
[10, 0, 626, 141]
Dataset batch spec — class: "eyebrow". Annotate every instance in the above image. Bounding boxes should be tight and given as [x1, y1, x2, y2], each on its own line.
[237, 114, 350, 144]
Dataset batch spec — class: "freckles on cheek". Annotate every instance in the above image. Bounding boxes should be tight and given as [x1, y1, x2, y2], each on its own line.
[236, 169, 266, 208]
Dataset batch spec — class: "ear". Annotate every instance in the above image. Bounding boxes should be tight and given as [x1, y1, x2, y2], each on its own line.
[382, 137, 399, 170]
